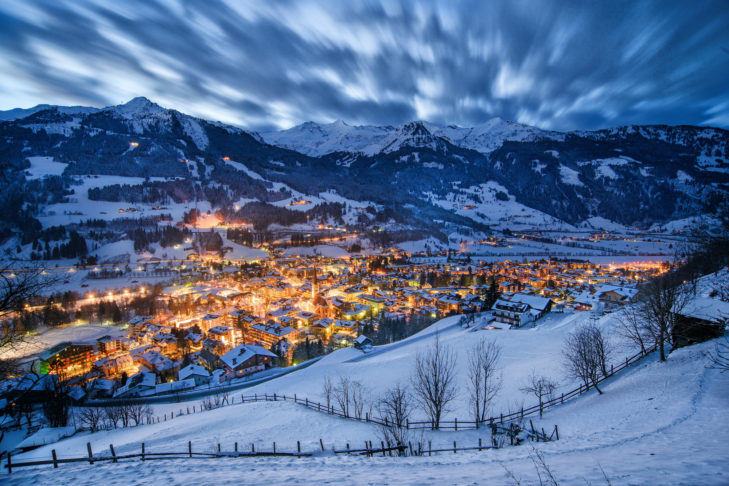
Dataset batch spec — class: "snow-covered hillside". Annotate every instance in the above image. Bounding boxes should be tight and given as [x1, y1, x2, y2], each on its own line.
[6, 311, 727, 485]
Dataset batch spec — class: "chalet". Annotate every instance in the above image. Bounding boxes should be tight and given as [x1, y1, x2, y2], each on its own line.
[596, 285, 639, 310]
[672, 297, 729, 349]
[179, 363, 211, 386]
[113, 372, 157, 398]
[311, 317, 334, 338]
[492, 299, 531, 327]
[333, 320, 358, 335]
[219, 344, 277, 378]
[135, 350, 178, 381]
[354, 335, 373, 350]
[249, 323, 299, 346]
[509, 293, 553, 320]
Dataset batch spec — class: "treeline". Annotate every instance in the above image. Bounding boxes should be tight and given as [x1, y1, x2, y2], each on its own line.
[128, 226, 192, 251]
[362, 312, 439, 345]
[29, 230, 88, 260]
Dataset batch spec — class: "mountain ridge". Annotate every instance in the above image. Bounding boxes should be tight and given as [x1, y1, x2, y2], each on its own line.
[1, 97, 728, 239]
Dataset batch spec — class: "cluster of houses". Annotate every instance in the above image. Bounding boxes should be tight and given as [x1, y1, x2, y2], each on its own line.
[25, 253, 672, 400]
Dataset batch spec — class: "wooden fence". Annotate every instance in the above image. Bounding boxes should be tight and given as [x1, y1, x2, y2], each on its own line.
[5, 424, 557, 474]
[77, 343, 655, 437]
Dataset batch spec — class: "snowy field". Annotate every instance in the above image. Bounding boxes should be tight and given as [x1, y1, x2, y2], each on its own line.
[6, 306, 728, 484]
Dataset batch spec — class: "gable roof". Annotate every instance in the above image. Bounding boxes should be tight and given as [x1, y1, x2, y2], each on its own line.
[219, 344, 277, 370]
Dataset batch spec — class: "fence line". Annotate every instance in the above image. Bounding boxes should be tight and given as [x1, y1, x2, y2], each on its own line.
[75, 344, 655, 435]
[5, 426, 556, 474]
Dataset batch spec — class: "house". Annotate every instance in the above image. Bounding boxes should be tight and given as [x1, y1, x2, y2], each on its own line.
[509, 293, 553, 320]
[219, 344, 277, 378]
[492, 299, 531, 327]
[354, 334, 373, 350]
[113, 372, 157, 398]
[248, 323, 299, 346]
[672, 297, 729, 349]
[596, 285, 639, 310]
[311, 318, 334, 339]
[178, 363, 211, 386]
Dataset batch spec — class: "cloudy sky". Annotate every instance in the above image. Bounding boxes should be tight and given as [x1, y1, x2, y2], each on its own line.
[1, 0, 727, 131]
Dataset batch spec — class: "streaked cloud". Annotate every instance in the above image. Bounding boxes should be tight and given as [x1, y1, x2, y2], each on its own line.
[0, 0, 727, 131]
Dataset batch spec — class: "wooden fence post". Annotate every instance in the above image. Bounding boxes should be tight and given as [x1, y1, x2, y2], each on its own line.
[110, 444, 117, 463]
[235, 442, 238, 453]
[453, 441, 457, 454]
[52, 449, 58, 468]
[87, 442, 94, 464]
[478, 438, 482, 451]
[297, 441, 301, 453]
[455, 418, 458, 431]
[188, 441, 192, 457]
[251, 443, 255, 453]
[555, 424, 559, 440]
[141, 443, 145, 462]
[320, 438, 324, 452]
[381, 441, 386, 457]
[217, 443, 221, 453]
[273, 442, 276, 455]
[6, 452, 11, 474]
[428, 441, 432, 456]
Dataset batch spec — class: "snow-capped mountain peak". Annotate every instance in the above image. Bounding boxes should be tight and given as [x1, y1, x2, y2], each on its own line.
[109, 97, 167, 119]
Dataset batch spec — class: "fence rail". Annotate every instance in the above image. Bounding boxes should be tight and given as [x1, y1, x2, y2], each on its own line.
[5, 427, 556, 473]
[226, 344, 654, 431]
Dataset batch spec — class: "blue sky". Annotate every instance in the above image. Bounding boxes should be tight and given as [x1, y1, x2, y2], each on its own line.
[1, 0, 727, 131]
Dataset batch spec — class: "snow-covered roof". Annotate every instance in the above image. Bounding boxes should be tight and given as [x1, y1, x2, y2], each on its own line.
[155, 379, 196, 394]
[679, 297, 729, 322]
[179, 363, 210, 380]
[509, 293, 552, 311]
[220, 344, 277, 370]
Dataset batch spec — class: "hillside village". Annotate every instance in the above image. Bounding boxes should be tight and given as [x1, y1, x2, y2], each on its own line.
[17, 251, 670, 401]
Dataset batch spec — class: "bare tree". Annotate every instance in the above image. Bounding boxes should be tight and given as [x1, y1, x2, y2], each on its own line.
[333, 375, 351, 417]
[377, 383, 412, 452]
[104, 405, 123, 429]
[708, 334, 729, 372]
[77, 407, 105, 432]
[563, 323, 611, 394]
[128, 402, 153, 426]
[322, 375, 333, 408]
[520, 370, 557, 417]
[350, 380, 368, 419]
[467, 338, 502, 423]
[617, 304, 651, 355]
[635, 277, 693, 361]
[411, 334, 457, 429]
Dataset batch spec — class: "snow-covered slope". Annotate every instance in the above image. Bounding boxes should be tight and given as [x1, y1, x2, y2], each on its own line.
[0, 104, 99, 121]
[7, 313, 727, 485]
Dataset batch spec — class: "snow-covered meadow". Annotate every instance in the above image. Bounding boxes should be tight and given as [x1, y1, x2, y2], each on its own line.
[6, 309, 728, 485]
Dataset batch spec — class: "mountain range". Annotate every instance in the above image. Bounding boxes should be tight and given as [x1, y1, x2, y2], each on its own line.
[1, 97, 728, 242]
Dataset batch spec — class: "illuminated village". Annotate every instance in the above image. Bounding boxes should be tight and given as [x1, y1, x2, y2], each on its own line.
[34, 238, 668, 400]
